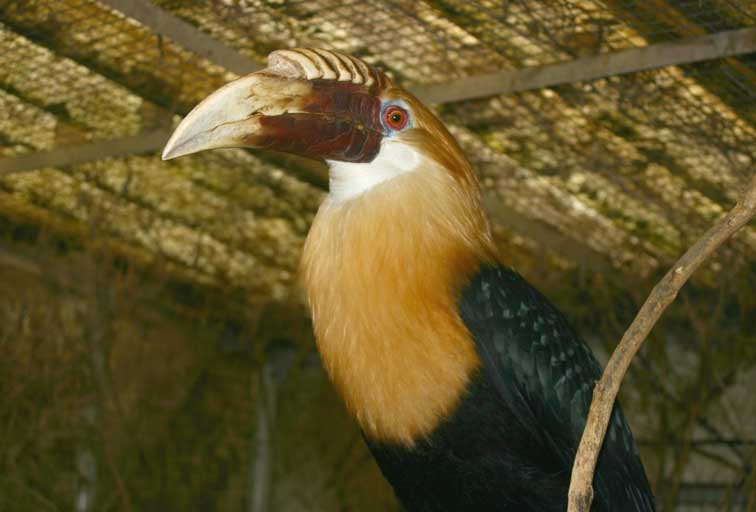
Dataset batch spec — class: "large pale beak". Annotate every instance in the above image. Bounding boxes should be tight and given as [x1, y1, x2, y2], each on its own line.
[162, 67, 384, 163]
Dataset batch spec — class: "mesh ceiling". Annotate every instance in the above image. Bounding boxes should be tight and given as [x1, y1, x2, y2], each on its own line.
[0, 0, 754, 298]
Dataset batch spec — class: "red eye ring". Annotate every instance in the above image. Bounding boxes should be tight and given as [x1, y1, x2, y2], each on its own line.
[384, 105, 409, 130]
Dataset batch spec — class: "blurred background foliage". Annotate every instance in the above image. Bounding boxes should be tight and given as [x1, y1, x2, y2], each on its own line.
[0, 203, 754, 511]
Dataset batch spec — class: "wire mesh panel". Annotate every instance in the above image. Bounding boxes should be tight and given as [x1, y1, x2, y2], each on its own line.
[0, 0, 754, 510]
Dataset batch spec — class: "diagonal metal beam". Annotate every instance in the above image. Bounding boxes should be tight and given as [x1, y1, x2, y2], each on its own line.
[97, 0, 261, 76]
[413, 27, 756, 104]
[0, 128, 330, 188]
[0, 129, 171, 175]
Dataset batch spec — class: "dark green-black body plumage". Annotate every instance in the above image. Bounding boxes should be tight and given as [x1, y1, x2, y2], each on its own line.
[367, 265, 655, 511]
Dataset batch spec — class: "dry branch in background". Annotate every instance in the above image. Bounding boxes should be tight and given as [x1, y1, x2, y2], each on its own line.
[567, 173, 756, 512]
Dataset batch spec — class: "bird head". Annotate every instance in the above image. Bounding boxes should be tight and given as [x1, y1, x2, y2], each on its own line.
[162, 48, 477, 202]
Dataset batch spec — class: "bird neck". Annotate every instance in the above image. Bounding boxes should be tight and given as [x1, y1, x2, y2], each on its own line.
[301, 165, 496, 446]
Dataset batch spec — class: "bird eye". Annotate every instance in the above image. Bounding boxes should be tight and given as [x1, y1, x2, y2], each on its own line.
[384, 105, 409, 131]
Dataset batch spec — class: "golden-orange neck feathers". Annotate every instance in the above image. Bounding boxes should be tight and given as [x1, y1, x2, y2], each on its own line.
[301, 161, 496, 446]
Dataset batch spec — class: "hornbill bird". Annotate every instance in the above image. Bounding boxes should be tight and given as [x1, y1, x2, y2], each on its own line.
[163, 48, 656, 511]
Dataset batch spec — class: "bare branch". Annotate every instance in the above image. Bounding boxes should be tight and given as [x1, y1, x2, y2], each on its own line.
[567, 173, 756, 512]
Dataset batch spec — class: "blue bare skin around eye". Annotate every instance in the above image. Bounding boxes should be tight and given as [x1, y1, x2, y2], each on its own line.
[380, 100, 413, 135]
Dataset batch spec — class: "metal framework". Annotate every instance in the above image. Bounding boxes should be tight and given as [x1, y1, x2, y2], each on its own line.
[1, 4, 753, 174]
[414, 27, 756, 104]
[0, 129, 171, 175]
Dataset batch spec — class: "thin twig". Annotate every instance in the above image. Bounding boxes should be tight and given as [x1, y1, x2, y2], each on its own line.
[567, 173, 756, 512]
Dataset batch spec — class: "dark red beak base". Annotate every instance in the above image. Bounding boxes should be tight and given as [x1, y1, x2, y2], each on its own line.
[245, 81, 385, 163]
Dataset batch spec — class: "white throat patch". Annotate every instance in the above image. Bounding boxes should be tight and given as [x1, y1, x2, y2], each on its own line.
[326, 140, 423, 202]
